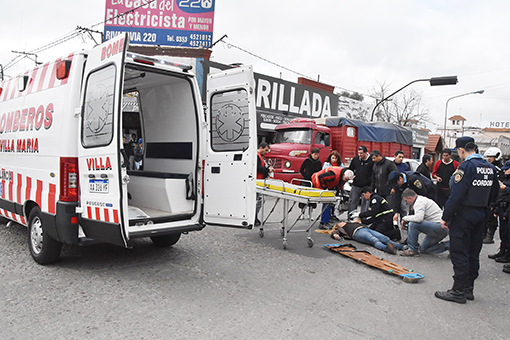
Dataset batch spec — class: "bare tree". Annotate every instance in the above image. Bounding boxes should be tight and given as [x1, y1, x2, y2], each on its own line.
[370, 81, 430, 126]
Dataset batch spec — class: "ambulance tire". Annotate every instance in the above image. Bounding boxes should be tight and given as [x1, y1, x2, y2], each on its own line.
[150, 233, 181, 247]
[28, 207, 62, 265]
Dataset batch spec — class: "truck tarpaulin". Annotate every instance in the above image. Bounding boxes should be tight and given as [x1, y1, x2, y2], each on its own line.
[323, 117, 413, 146]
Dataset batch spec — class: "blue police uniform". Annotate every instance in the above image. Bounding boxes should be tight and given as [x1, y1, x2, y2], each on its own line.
[441, 141, 499, 297]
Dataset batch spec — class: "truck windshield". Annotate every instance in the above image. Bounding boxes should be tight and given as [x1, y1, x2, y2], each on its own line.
[274, 129, 312, 144]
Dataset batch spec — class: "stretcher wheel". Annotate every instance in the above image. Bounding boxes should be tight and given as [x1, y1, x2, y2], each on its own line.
[283, 240, 288, 249]
[259, 229, 264, 238]
[307, 238, 314, 248]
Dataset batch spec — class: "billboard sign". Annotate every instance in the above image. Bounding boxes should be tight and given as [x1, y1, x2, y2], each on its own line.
[254, 73, 339, 131]
[104, 0, 215, 48]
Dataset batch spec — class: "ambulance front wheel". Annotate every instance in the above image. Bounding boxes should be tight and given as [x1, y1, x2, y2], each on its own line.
[28, 207, 62, 265]
[150, 233, 181, 247]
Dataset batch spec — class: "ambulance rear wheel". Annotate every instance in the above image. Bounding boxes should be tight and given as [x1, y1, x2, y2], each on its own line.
[28, 207, 62, 265]
[151, 233, 181, 247]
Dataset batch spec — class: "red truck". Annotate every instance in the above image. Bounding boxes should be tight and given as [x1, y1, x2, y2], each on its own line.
[266, 117, 413, 183]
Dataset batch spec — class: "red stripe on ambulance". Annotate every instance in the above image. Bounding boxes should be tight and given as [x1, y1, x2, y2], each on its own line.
[48, 183, 56, 214]
[104, 208, 110, 222]
[16, 173, 22, 203]
[36, 180, 43, 208]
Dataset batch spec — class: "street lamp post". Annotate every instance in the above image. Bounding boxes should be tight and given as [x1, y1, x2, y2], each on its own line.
[371, 76, 458, 122]
[443, 90, 485, 146]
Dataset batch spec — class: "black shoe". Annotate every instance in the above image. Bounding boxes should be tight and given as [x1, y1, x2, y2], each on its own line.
[385, 243, 397, 255]
[503, 265, 510, 274]
[489, 249, 506, 259]
[465, 287, 474, 301]
[495, 253, 510, 263]
[399, 237, 408, 245]
[435, 289, 467, 304]
[330, 215, 340, 222]
[319, 223, 331, 230]
[255, 218, 261, 226]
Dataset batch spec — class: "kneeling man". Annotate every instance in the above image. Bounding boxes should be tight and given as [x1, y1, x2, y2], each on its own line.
[400, 188, 449, 256]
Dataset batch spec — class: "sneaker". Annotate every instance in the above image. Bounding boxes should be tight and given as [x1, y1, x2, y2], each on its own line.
[330, 215, 340, 222]
[503, 265, 510, 274]
[400, 248, 419, 257]
[434, 289, 467, 304]
[385, 243, 397, 255]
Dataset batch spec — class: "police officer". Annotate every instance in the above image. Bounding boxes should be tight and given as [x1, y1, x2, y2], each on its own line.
[482, 147, 504, 244]
[435, 137, 500, 304]
[359, 186, 401, 241]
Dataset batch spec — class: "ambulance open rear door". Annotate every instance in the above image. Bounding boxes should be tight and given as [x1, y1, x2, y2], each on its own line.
[77, 33, 129, 247]
[204, 66, 257, 228]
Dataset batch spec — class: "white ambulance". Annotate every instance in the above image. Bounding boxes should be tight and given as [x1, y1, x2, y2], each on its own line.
[0, 34, 257, 264]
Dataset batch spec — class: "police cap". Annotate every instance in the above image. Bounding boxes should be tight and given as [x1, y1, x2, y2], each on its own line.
[388, 170, 401, 184]
[502, 160, 510, 171]
[455, 136, 475, 149]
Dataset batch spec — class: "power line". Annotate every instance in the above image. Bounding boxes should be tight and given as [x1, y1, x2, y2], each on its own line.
[219, 37, 369, 97]
[3, 0, 159, 73]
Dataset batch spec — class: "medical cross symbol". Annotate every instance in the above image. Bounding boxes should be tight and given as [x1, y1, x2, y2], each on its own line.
[86, 84, 112, 134]
[216, 103, 244, 142]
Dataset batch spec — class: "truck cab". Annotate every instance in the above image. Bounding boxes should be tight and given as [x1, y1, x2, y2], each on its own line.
[266, 118, 332, 183]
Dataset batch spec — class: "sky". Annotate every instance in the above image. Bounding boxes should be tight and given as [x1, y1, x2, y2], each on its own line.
[2, 0, 509, 132]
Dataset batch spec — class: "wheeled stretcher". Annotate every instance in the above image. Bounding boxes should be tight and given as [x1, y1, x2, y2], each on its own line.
[256, 179, 339, 249]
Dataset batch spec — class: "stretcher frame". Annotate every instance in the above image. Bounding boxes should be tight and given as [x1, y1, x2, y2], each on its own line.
[257, 179, 338, 249]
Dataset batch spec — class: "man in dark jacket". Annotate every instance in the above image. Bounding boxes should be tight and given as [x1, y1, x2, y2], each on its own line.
[359, 187, 401, 241]
[299, 148, 322, 187]
[417, 154, 433, 180]
[483, 147, 504, 244]
[370, 150, 398, 200]
[348, 145, 374, 215]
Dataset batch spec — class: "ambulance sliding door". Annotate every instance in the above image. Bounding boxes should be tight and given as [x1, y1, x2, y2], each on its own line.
[77, 34, 129, 247]
[204, 66, 257, 227]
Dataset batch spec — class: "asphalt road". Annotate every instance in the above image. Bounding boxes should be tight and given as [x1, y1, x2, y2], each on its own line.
[1, 198, 509, 339]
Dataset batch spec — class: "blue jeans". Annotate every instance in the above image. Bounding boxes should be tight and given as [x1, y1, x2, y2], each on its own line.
[321, 204, 331, 223]
[353, 228, 404, 251]
[407, 220, 449, 253]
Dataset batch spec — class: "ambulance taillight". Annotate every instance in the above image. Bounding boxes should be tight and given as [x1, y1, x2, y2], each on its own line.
[60, 157, 79, 202]
[56, 60, 72, 80]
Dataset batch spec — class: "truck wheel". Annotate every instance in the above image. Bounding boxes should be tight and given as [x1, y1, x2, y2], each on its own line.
[28, 207, 62, 265]
[150, 233, 181, 247]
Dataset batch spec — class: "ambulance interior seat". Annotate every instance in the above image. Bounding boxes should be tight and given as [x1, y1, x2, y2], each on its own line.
[123, 67, 197, 217]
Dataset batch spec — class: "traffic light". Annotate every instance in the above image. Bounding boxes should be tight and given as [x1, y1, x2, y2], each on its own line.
[429, 76, 458, 86]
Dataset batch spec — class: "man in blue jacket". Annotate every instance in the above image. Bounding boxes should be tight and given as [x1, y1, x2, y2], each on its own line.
[435, 137, 499, 304]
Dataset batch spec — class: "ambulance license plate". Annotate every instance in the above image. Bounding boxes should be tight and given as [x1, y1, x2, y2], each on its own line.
[89, 179, 109, 193]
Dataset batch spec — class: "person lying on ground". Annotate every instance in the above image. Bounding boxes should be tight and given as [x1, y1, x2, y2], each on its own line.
[330, 217, 404, 254]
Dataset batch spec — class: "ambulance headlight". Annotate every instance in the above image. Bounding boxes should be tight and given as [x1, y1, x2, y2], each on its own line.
[284, 161, 292, 169]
